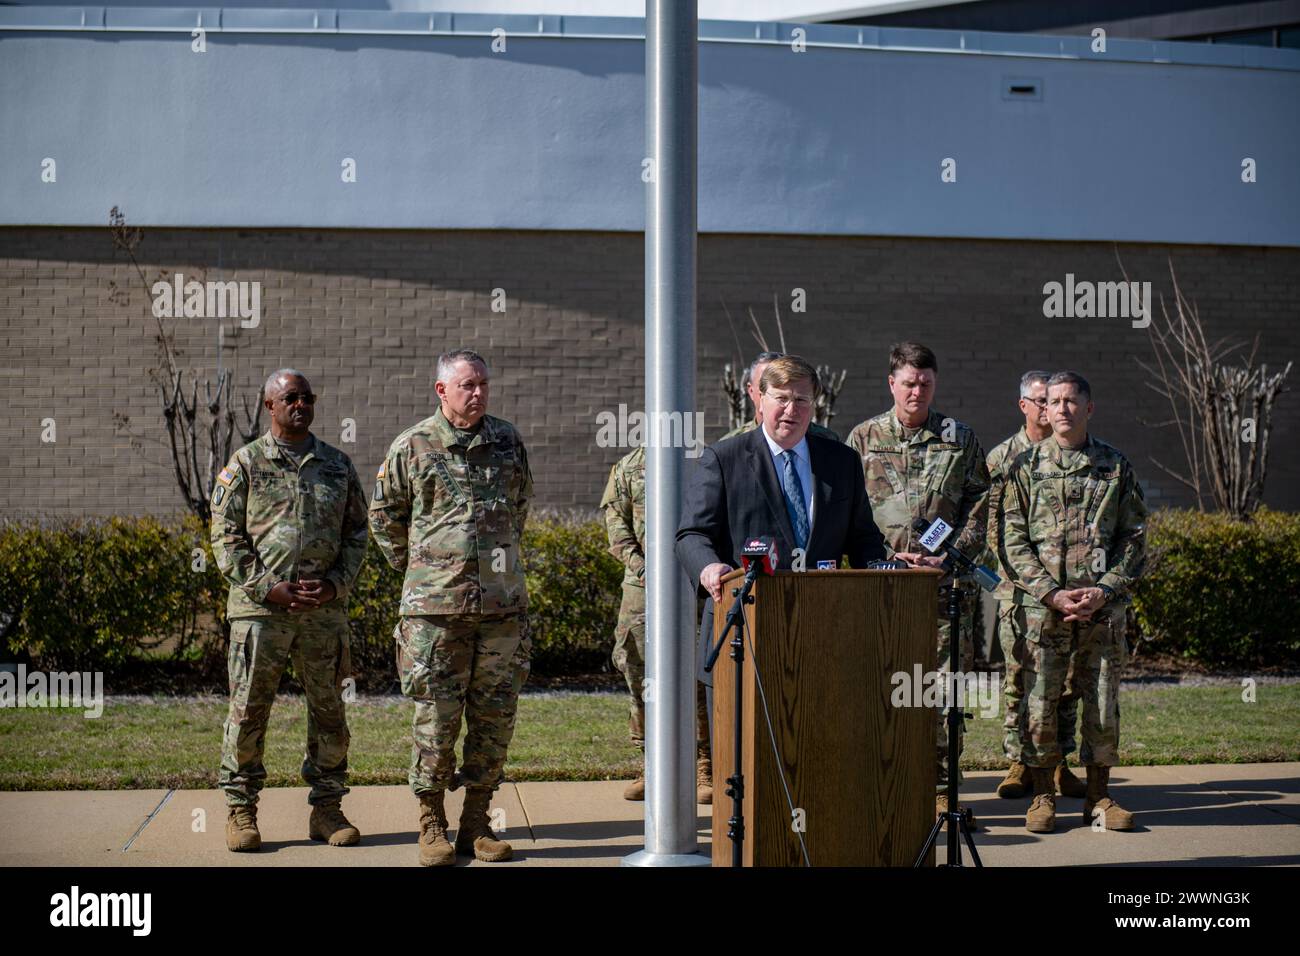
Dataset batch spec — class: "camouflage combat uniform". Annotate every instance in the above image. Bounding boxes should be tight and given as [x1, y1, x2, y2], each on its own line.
[1000, 435, 1147, 769]
[846, 408, 990, 789]
[211, 432, 368, 807]
[719, 419, 841, 443]
[986, 427, 1078, 763]
[369, 407, 532, 795]
[599, 446, 710, 757]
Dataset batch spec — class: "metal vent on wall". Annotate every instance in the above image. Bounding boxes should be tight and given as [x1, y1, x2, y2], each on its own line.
[1002, 76, 1043, 101]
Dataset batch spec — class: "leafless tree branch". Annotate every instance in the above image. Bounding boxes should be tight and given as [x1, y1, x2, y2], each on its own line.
[1122, 247, 1291, 518]
[109, 207, 264, 522]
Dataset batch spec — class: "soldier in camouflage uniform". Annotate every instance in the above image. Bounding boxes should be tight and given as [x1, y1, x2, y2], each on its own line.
[720, 351, 842, 443]
[600, 446, 713, 804]
[369, 349, 532, 866]
[211, 369, 368, 852]
[1001, 371, 1146, 833]
[845, 342, 990, 826]
[985, 372, 1084, 801]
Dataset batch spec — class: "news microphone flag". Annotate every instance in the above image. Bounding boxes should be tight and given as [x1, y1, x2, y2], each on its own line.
[916, 516, 953, 553]
[740, 536, 778, 574]
[912, 517, 1001, 592]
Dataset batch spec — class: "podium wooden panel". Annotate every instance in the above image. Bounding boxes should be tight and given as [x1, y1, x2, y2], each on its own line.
[710, 568, 939, 867]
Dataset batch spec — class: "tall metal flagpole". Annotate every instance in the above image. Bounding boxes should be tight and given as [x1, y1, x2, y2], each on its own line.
[622, 0, 708, 868]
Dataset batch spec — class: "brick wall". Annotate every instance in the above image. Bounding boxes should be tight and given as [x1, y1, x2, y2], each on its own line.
[2, 228, 1297, 517]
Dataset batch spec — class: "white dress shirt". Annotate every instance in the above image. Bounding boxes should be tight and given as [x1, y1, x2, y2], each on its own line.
[760, 425, 816, 532]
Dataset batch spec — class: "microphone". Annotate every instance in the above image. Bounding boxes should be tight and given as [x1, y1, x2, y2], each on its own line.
[705, 536, 776, 674]
[910, 517, 1001, 593]
[740, 537, 778, 577]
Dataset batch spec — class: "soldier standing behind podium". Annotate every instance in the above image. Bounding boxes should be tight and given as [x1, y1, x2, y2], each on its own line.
[600, 446, 713, 804]
[1001, 371, 1146, 833]
[211, 368, 368, 852]
[985, 371, 1085, 802]
[369, 349, 533, 866]
[845, 342, 990, 827]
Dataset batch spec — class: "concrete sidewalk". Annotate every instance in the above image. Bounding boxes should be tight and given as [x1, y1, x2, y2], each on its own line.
[2, 764, 1296, 867]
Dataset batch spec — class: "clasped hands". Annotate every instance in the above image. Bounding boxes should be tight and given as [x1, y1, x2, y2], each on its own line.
[1044, 586, 1107, 622]
[267, 578, 337, 612]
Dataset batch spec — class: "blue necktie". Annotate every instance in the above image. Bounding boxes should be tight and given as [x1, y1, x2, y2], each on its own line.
[781, 450, 810, 551]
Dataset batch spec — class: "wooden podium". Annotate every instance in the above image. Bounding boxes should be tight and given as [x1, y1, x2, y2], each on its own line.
[709, 568, 940, 867]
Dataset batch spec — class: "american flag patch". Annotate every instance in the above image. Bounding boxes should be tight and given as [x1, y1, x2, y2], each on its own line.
[217, 467, 237, 487]
[376, 462, 386, 481]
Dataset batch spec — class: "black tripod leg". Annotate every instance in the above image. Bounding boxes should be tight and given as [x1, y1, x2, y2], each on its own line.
[913, 579, 986, 868]
[731, 625, 744, 869]
[951, 809, 963, 866]
[961, 819, 983, 867]
[912, 815, 945, 868]
[944, 585, 962, 867]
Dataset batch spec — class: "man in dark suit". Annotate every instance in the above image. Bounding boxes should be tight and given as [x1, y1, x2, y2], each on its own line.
[676, 356, 888, 678]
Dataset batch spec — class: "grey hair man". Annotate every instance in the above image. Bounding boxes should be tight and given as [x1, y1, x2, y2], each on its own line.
[370, 348, 534, 866]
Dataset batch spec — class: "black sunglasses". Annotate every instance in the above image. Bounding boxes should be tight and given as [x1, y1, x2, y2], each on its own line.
[277, 392, 316, 406]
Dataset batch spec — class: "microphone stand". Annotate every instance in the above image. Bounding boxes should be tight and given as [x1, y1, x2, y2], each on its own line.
[704, 564, 761, 868]
[913, 545, 991, 869]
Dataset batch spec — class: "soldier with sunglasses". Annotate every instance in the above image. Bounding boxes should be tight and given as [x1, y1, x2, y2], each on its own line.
[211, 369, 369, 852]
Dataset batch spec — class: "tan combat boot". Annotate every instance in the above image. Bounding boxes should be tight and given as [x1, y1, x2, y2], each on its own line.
[996, 761, 1031, 799]
[416, 791, 456, 867]
[935, 794, 978, 830]
[225, 805, 261, 852]
[1084, 765, 1135, 830]
[696, 754, 714, 805]
[309, 799, 361, 846]
[623, 773, 646, 801]
[1025, 767, 1056, 833]
[455, 787, 513, 862]
[1055, 760, 1087, 799]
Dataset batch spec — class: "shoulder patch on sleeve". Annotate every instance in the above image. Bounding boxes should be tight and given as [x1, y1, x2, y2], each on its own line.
[376, 462, 386, 481]
[217, 466, 237, 487]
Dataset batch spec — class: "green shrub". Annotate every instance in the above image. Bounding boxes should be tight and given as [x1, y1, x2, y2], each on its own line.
[5, 508, 1295, 679]
[1, 512, 623, 685]
[0, 516, 223, 671]
[1133, 507, 1300, 665]
[340, 539, 402, 687]
[522, 511, 623, 674]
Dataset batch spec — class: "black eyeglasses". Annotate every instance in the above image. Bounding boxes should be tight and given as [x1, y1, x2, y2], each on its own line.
[1025, 397, 1048, 408]
[278, 392, 316, 406]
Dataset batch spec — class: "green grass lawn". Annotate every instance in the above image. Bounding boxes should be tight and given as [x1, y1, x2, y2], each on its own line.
[0, 685, 1296, 790]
